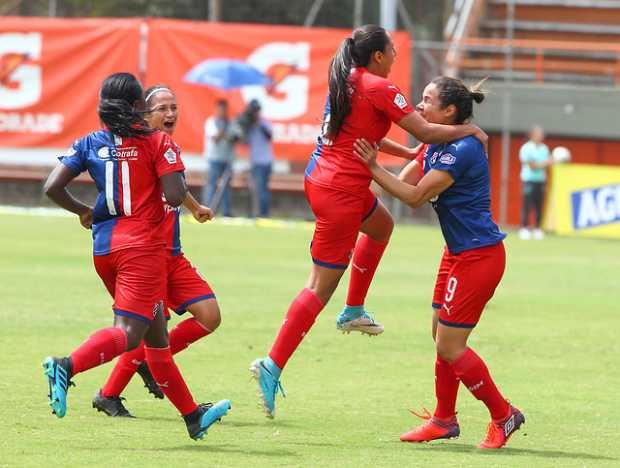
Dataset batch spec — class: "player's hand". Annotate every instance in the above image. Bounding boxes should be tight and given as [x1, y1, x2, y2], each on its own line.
[354, 138, 379, 168]
[193, 205, 214, 223]
[470, 125, 488, 152]
[79, 208, 93, 230]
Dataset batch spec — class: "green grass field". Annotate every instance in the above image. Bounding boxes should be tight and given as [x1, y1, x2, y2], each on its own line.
[1, 212, 619, 467]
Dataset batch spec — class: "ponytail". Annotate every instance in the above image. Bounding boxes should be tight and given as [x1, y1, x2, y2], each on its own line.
[97, 72, 154, 139]
[326, 24, 390, 139]
[327, 37, 355, 139]
[469, 77, 487, 104]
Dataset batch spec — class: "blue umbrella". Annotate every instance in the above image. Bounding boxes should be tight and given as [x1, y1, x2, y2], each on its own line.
[184, 59, 271, 90]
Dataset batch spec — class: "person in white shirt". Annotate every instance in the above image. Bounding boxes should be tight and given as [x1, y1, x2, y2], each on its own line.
[203, 99, 238, 217]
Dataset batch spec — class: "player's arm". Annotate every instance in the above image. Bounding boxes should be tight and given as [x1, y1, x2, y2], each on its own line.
[161, 172, 187, 207]
[44, 163, 93, 229]
[354, 138, 453, 208]
[397, 111, 487, 150]
[183, 191, 214, 223]
[399, 159, 424, 186]
[377, 138, 420, 160]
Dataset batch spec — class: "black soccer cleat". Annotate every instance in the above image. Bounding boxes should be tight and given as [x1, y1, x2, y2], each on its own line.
[136, 362, 164, 399]
[92, 390, 135, 418]
[184, 401, 231, 440]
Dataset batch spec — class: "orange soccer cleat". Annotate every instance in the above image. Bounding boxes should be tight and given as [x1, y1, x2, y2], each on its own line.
[478, 405, 525, 449]
[400, 407, 460, 443]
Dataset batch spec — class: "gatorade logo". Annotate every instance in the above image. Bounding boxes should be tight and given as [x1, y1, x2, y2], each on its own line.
[571, 184, 620, 229]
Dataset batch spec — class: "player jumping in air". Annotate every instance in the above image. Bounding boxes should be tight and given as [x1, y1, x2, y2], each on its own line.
[92, 85, 225, 418]
[42, 73, 230, 440]
[250, 25, 487, 419]
[355, 76, 524, 449]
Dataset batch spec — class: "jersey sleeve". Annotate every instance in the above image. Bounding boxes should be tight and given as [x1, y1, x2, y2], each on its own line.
[58, 139, 86, 175]
[432, 140, 478, 181]
[153, 133, 186, 177]
[415, 144, 427, 178]
[368, 81, 414, 123]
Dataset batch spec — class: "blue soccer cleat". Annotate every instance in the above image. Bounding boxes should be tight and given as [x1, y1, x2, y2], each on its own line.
[185, 400, 232, 440]
[249, 357, 285, 418]
[336, 305, 384, 336]
[43, 356, 74, 418]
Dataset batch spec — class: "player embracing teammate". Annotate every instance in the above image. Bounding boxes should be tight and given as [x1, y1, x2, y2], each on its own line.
[355, 76, 524, 449]
[42, 72, 230, 440]
[250, 24, 486, 419]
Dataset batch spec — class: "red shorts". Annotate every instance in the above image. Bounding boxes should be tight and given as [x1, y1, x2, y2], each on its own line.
[94, 247, 167, 323]
[432, 242, 506, 328]
[165, 253, 215, 318]
[305, 178, 378, 268]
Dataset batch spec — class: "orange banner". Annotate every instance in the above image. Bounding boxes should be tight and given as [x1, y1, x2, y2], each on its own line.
[0, 17, 141, 148]
[146, 19, 411, 161]
[0, 17, 411, 163]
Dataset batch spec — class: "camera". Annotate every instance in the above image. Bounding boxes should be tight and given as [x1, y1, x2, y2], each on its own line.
[236, 99, 261, 134]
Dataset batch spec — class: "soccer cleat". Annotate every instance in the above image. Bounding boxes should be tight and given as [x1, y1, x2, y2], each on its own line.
[92, 390, 135, 418]
[43, 356, 74, 418]
[136, 362, 164, 399]
[184, 400, 231, 440]
[478, 405, 525, 449]
[400, 407, 460, 442]
[336, 306, 384, 336]
[249, 358, 285, 418]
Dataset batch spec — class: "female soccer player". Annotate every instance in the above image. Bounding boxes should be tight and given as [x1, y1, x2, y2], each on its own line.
[42, 73, 230, 439]
[92, 85, 223, 417]
[250, 24, 487, 419]
[354, 76, 525, 449]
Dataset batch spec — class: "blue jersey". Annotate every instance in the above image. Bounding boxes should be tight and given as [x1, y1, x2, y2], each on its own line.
[424, 136, 506, 254]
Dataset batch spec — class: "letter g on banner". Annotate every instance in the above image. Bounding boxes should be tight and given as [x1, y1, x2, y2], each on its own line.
[0, 33, 42, 109]
[241, 42, 309, 120]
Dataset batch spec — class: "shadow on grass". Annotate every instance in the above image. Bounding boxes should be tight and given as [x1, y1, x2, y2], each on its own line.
[80, 443, 296, 457]
[404, 441, 617, 462]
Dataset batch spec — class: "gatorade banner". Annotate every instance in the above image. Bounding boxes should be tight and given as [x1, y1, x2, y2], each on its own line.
[0, 17, 141, 149]
[544, 163, 620, 239]
[146, 19, 412, 160]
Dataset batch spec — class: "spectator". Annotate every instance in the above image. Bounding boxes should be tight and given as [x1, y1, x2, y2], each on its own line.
[239, 99, 273, 218]
[203, 99, 237, 217]
[519, 125, 551, 240]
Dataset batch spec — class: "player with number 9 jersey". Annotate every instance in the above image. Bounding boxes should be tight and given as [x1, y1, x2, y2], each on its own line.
[250, 25, 487, 421]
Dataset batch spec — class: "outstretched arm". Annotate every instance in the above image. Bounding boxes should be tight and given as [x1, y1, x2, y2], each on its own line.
[397, 112, 487, 150]
[378, 138, 421, 160]
[44, 163, 93, 229]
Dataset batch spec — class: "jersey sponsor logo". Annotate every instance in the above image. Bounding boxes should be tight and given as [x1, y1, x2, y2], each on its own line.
[97, 145, 138, 161]
[393, 93, 407, 110]
[439, 153, 456, 165]
[571, 184, 620, 229]
[164, 147, 177, 164]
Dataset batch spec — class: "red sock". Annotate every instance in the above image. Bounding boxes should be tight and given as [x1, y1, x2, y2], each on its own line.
[101, 342, 145, 397]
[144, 346, 197, 416]
[169, 318, 211, 355]
[434, 354, 460, 419]
[70, 327, 127, 375]
[450, 347, 510, 421]
[268, 288, 324, 370]
[346, 235, 388, 306]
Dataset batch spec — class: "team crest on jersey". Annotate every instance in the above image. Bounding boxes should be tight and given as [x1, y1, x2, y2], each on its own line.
[164, 147, 177, 164]
[430, 151, 439, 164]
[439, 153, 456, 165]
[393, 93, 407, 110]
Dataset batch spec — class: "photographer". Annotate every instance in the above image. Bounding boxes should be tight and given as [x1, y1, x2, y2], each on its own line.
[203, 99, 238, 217]
[238, 99, 273, 218]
